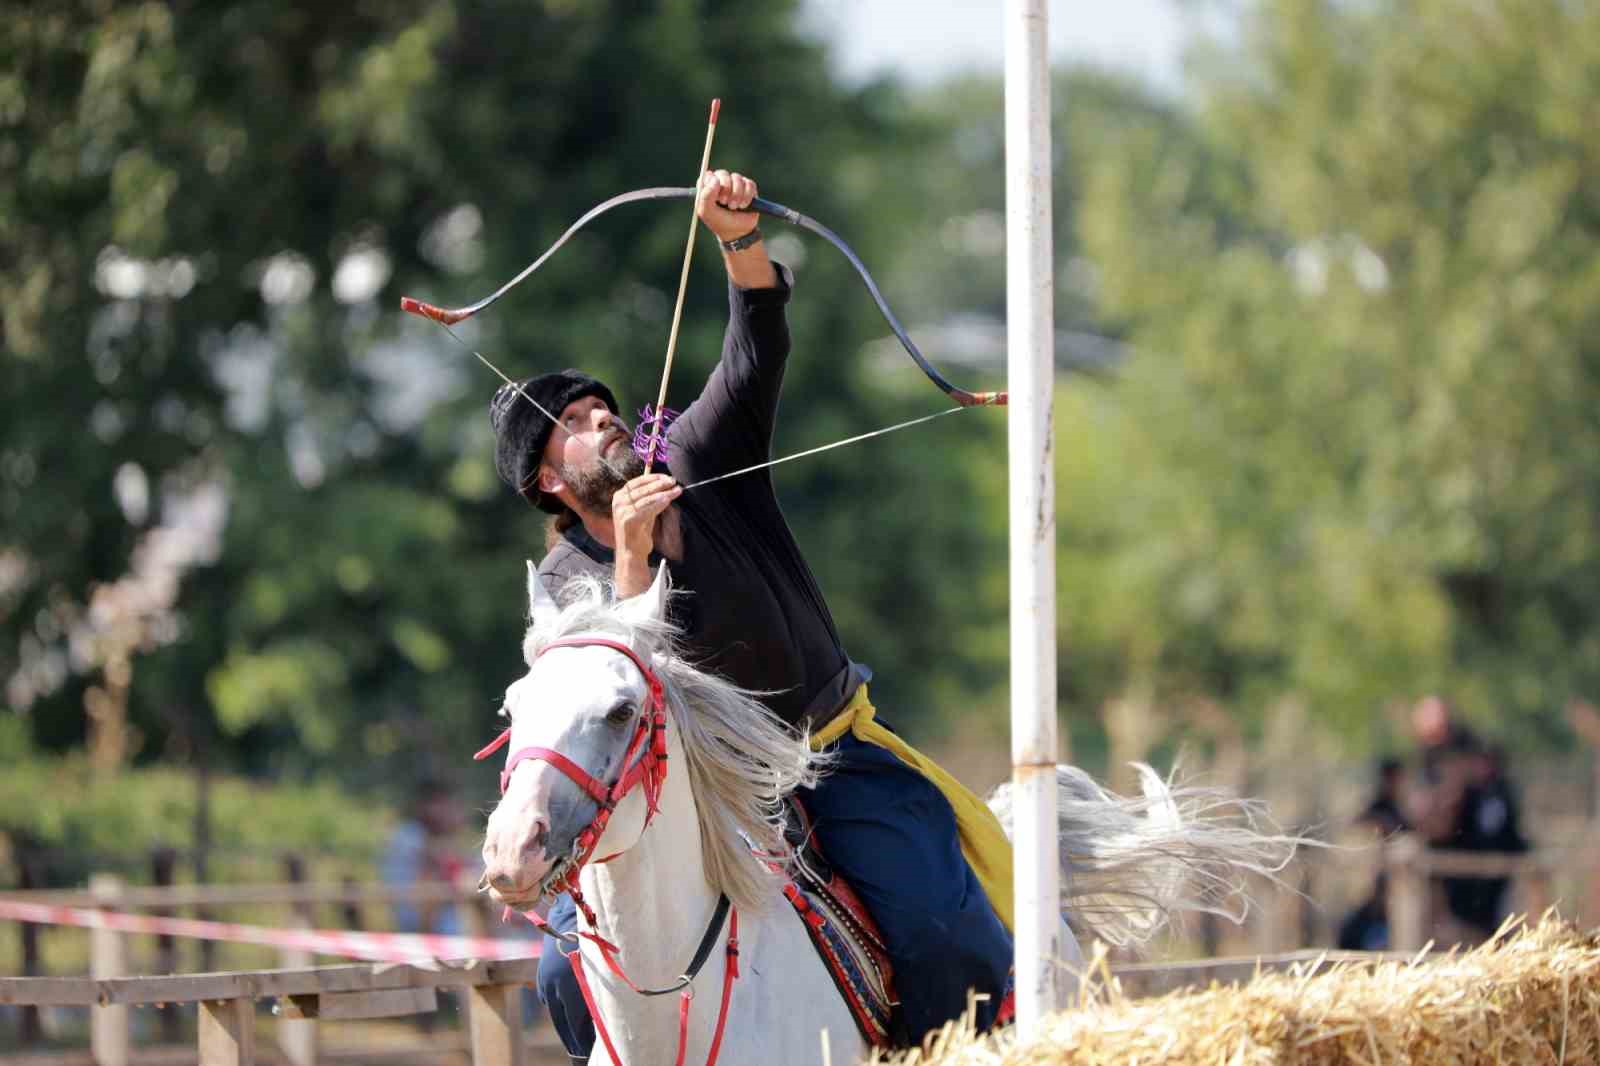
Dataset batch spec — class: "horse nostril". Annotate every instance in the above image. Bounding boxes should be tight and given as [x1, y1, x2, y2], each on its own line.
[489, 872, 518, 893]
[521, 821, 548, 859]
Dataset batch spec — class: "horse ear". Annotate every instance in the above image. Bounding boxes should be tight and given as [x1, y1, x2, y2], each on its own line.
[615, 564, 669, 628]
[527, 561, 561, 629]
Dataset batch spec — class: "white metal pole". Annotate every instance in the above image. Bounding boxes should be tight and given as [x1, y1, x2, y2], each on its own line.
[1005, 0, 1060, 1037]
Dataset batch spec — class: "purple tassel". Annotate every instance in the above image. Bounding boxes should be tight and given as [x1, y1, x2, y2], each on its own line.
[631, 404, 680, 465]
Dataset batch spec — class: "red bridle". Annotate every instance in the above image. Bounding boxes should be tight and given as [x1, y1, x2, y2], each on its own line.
[476, 635, 739, 1066]
[475, 636, 671, 876]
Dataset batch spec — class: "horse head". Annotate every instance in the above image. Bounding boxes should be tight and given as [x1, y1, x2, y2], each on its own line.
[480, 565, 675, 908]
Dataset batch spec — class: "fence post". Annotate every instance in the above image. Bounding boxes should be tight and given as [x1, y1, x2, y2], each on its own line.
[1388, 835, 1428, 953]
[90, 873, 130, 1066]
[468, 984, 527, 1066]
[16, 842, 44, 1044]
[199, 998, 257, 1066]
[1296, 853, 1320, 948]
[1585, 837, 1600, 929]
[1519, 860, 1553, 922]
[278, 853, 319, 1066]
[193, 759, 217, 973]
[339, 874, 364, 932]
[1252, 870, 1297, 954]
[150, 847, 180, 1043]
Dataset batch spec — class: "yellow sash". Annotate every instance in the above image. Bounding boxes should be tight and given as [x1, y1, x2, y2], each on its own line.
[811, 685, 1015, 933]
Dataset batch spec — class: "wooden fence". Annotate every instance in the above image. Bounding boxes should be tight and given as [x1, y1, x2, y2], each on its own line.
[1, 871, 518, 1064]
[0, 955, 544, 1066]
[1381, 833, 1600, 951]
[1, 943, 1420, 1066]
[5, 836, 1597, 1063]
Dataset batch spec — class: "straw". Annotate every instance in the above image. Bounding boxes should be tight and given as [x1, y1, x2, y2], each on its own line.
[873, 916, 1600, 1065]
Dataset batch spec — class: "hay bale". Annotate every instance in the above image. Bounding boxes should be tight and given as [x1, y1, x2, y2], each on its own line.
[878, 917, 1600, 1065]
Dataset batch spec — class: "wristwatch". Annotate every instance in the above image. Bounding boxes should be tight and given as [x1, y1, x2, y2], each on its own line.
[720, 227, 763, 253]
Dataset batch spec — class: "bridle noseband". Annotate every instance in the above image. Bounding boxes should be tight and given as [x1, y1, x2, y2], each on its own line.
[476, 634, 740, 1066]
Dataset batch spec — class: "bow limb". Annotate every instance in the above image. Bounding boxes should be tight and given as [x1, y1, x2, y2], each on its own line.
[757, 195, 1007, 407]
[400, 188, 1006, 407]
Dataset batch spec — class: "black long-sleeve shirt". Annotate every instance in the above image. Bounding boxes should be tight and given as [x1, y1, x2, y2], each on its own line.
[537, 265, 868, 729]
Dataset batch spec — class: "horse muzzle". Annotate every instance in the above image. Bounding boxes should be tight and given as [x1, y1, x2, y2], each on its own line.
[481, 769, 561, 898]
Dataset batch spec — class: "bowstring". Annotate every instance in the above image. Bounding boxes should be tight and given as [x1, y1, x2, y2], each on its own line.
[677, 405, 972, 490]
[430, 320, 978, 492]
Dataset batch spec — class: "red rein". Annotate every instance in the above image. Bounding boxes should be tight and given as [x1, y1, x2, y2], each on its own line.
[476, 636, 739, 1066]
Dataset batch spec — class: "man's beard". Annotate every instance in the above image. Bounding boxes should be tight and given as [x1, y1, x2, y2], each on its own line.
[560, 431, 645, 515]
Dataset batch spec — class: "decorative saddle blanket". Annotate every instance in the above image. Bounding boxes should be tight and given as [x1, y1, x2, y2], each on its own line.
[773, 795, 900, 1048]
[768, 796, 1018, 1049]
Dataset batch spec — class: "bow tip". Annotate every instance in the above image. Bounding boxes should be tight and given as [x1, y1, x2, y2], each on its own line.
[401, 296, 467, 326]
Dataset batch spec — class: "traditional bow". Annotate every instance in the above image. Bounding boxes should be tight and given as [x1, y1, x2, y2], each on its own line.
[401, 186, 1006, 408]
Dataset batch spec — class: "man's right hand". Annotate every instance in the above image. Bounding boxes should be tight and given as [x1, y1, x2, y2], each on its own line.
[612, 473, 681, 595]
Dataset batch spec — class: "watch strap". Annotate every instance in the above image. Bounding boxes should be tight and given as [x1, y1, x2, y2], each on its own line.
[719, 227, 763, 253]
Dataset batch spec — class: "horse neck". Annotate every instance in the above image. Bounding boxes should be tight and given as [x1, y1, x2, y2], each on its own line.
[569, 683, 860, 1066]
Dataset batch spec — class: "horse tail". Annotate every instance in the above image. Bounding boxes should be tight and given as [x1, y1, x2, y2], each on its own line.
[988, 764, 1299, 950]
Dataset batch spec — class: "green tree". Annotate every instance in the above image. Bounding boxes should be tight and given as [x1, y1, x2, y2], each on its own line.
[1068, 0, 1600, 747]
[2, 0, 1017, 799]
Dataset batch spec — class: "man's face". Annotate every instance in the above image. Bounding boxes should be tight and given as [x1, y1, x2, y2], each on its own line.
[538, 394, 643, 513]
[1412, 695, 1451, 745]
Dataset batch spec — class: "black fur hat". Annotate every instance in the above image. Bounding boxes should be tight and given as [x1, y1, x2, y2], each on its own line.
[490, 370, 620, 513]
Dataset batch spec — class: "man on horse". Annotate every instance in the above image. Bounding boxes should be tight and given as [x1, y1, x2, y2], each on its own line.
[489, 170, 1014, 1060]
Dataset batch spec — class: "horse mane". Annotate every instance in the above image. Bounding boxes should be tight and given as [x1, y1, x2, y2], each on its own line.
[523, 575, 827, 912]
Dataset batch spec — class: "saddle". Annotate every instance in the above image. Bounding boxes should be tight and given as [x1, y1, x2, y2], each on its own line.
[774, 795, 900, 1049]
[770, 797, 1019, 1048]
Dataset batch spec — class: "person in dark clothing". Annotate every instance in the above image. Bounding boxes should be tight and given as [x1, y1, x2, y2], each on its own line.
[491, 170, 1015, 1060]
[1336, 757, 1414, 951]
[1357, 756, 1411, 838]
[1440, 745, 1530, 937]
[1411, 694, 1483, 787]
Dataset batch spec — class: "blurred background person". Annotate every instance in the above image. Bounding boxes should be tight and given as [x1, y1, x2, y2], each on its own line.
[1406, 696, 1533, 943]
[1439, 744, 1530, 938]
[1336, 755, 1413, 950]
[382, 778, 470, 937]
[1410, 695, 1481, 788]
[1357, 755, 1411, 838]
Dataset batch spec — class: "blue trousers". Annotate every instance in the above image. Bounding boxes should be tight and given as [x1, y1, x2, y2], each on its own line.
[537, 732, 1013, 1055]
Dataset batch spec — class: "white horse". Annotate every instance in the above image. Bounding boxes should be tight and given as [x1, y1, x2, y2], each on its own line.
[480, 566, 1293, 1066]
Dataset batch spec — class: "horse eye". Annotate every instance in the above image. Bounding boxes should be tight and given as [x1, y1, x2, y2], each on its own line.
[606, 702, 636, 726]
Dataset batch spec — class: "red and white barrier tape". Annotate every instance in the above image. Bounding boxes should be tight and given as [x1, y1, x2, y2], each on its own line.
[0, 898, 539, 964]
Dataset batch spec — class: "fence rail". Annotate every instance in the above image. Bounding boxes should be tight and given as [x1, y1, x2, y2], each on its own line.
[0, 883, 475, 909]
[1379, 834, 1600, 952]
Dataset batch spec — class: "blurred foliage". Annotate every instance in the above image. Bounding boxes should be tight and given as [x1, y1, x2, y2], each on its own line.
[4, 0, 1599, 826]
[0, 757, 388, 887]
[0, 0, 1013, 808]
[1060, 0, 1600, 748]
